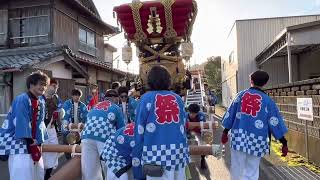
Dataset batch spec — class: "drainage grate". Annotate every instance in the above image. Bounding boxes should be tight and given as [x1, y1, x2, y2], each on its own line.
[268, 166, 320, 180]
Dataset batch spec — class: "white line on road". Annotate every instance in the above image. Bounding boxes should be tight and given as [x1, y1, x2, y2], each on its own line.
[278, 166, 300, 180]
[300, 167, 320, 180]
[270, 166, 286, 180]
[293, 167, 316, 180]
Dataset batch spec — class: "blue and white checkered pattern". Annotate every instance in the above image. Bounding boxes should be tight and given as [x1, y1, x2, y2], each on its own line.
[82, 116, 117, 142]
[142, 143, 189, 171]
[0, 133, 28, 155]
[230, 129, 269, 157]
[102, 139, 128, 174]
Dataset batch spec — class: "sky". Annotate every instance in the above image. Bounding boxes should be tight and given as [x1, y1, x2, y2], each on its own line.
[92, 0, 320, 74]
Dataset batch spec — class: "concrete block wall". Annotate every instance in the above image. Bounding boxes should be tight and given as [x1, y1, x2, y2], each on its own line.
[265, 78, 320, 165]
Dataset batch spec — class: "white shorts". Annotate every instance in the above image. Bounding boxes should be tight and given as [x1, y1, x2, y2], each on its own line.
[8, 153, 44, 180]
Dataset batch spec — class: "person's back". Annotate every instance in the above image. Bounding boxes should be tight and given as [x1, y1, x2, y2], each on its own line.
[186, 103, 207, 169]
[221, 70, 288, 180]
[82, 99, 125, 142]
[132, 66, 189, 180]
[224, 87, 286, 155]
[186, 103, 206, 133]
[101, 123, 135, 179]
[81, 89, 125, 180]
[136, 90, 187, 145]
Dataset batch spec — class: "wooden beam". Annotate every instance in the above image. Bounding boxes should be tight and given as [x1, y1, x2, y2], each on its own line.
[189, 145, 214, 156]
[67, 121, 218, 132]
[42, 144, 216, 156]
[141, 55, 157, 63]
[159, 54, 179, 61]
[48, 145, 217, 180]
[143, 45, 158, 55]
[159, 44, 172, 53]
[50, 156, 81, 180]
[42, 144, 81, 153]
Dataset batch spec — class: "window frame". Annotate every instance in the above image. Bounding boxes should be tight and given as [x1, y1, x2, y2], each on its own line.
[8, 6, 50, 47]
[78, 26, 97, 57]
[0, 10, 8, 47]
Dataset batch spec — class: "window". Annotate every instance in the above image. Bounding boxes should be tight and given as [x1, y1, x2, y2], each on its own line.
[79, 26, 97, 56]
[8, 6, 50, 46]
[229, 51, 234, 64]
[0, 10, 8, 46]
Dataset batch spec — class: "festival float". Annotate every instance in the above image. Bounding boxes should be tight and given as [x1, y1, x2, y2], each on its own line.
[113, 0, 196, 91]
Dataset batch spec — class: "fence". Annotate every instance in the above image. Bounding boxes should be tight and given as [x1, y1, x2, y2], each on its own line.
[265, 77, 320, 165]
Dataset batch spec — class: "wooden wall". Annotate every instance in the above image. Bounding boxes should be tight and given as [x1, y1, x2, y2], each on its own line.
[56, 78, 75, 101]
[53, 0, 105, 61]
[9, 0, 50, 9]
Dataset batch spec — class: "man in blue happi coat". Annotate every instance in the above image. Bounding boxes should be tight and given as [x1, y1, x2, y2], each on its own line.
[221, 70, 288, 180]
[61, 89, 88, 159]
[118, 86, 138, 124]
[81, 89, 125, 180]
[132, 66, 189, 180]
[186, 103, 207, 169]
[101, 122, 136, 180]
[0, 71, 49, 180]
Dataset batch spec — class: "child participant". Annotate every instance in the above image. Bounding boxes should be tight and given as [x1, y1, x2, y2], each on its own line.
[186, 103, 207, 169]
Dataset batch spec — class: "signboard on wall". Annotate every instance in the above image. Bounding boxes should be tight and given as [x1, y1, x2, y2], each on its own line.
[297, 98, 313, 121]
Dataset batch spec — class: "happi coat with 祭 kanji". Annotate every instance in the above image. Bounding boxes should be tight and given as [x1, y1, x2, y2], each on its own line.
[222, 87, 288, 157]
[101, 123, 135, 177]
[132, 91, 189, 179]
[81, 100, 125, 142]
[61, 99, 88, 134]
[0, 93, 47, 155]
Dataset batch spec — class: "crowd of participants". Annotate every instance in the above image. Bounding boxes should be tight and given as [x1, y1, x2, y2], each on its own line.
[0, 66, 289, 180]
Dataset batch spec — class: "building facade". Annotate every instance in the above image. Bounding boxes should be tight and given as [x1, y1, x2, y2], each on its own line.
[221, 14, 320, 107]
[0, 0, 127, 113]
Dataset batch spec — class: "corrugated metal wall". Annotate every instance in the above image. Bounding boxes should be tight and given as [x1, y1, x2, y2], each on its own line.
[236, 15, 320, 91]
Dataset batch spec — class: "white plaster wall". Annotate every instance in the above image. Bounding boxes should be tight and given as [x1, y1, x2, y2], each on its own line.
[104, 49, 113, 64]
[88, 66, 97, 84]
[97, 70, 112, 82]
[44, 61, 72, 79]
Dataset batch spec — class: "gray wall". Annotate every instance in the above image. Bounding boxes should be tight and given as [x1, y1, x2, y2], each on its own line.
[261, 55, 299, 88]
[299, 49, 320, 80]
[236, 15, 320, 91]
[13, 71, 29, 98]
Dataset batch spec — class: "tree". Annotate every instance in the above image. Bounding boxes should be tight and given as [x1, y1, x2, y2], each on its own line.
[204, 56, 222, 97]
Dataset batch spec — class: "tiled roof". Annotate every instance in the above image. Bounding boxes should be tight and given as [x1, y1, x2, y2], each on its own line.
[0, 45, 65, 70]
[0, 44, 133, 76]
